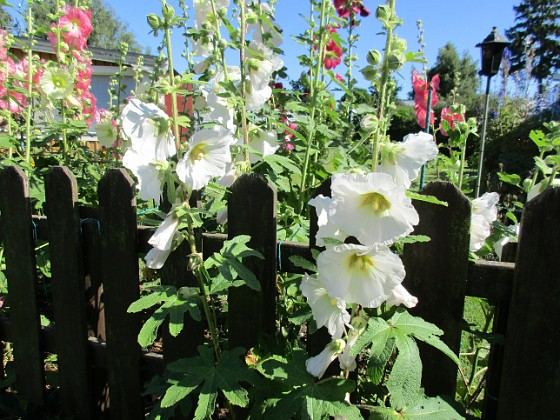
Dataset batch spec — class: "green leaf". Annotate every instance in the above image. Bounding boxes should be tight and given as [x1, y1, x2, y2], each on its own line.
[529, 129, 547, 148]
[164, 346, 257, 416]
[137, 304, 171, 347]
[161, 383, 198, 409]
[497, 171, 521, 187]
[265, 154, 302, 176]
[288, 255, 316, 272]
[390, 309, 459, 365]
[368, 337, 395, 384]
[369, 395, 464, 419]
[351, 317, 391, 356]
[128, 286, 176, 313]
[406, 191, 448, 207]
[387, 333, 422, 410]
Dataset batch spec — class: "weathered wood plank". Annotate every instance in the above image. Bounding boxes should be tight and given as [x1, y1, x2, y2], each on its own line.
[228, 173, 277, 349]
[98, 168, 143, 418]
[0, 166, 45, 406]
[466, 260, 514, 302]
[498, 186, 560, 419]
[402, 181, 471, 397]
[45, 167, 93, 418]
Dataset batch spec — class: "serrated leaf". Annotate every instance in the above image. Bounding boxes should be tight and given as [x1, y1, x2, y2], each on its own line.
[390, 309, 459, 365]
[265, 154, 302, 175]
[164, 346, 256, 416]
[137, 305, 169, 347]
[368, 337, 395, 384]
[161, 383, 198, 409]
[497, 171, 521, 187]
[288, 255, 316, 272]
[369, 395, 464, 419]
[265, 377, 358, 420]
[407, 191, 448, 207]
[387, 334, 422, 410]
[529, 129, 547, 148]
[351, 317, 390, 356]
[128, 286, 176, 313]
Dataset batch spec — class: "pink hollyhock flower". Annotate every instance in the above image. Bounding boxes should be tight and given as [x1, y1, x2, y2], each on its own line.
[412, 70, 440, 129]
[75, 61, 93, 92]
[335, 73, 344, 82]
[333, 0, 371, 19]
[80, 90, 97, 128]
[323, 27, 343, 70]
[440, 107, 464, 136]
[49, 6, 93, 52]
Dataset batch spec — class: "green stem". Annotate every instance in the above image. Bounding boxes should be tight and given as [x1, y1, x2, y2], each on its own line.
[457, 141, 467, 190]
[547, 167, 558, 187]
[210, 0, 230, 83]
[24, 6, 35, 168]
[239, 0, 250, 167]
[371, 0, 396, 170]
[163, 22, 182, 157]
[529, 150, 545, 190]
[298, 0, 328, 210]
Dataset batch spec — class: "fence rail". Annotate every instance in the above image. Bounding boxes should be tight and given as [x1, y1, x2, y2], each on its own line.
[0, 165, 558, 419]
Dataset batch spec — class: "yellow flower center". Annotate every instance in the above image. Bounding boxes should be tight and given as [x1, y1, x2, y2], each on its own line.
[360, 192, 391, 215]
[189, 143, 207, 162]
[329, 297, 338, 306]
[346, 252, 375, 272]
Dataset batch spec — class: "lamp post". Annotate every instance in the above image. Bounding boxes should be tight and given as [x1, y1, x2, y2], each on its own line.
[475, 27, 510, 197]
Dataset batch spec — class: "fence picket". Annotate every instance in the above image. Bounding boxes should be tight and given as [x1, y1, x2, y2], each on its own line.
[44, 167, 93, 418]
[228, 173, 277, 349]
[497, 186, 560, 419]
[402, 181, 471, 397]
[98, 168, 143, 418]
[0, 166, 45, 406]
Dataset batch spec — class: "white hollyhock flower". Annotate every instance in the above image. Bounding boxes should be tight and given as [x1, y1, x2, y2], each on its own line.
[248, 40, 283, 72]
[193, 0, 229, 29]
[245, 82, 272, 111]
[121, 99, 176, 161]
[40, 67, 74, 100]
[148, 213, 179, 251]
[176, 127, 232, 191]
[338, 316, 367, 372]
[386, 284, 418, 308]
[247, 2, 283, 47]
[308, 195, 347, 247]
[306, 339, 345, 379]
[527, 178, 560, 201]
[300, 273, 351, 340]
[122, 149, 166, 205]
[379, 132, 438, 188]
[248, 130, 279, 163]
[317, 243, 405, 308]
[95, 118, 117, 147]
[329, 172, 419, 246]
[494, 224, 519, 261]
[470, 192, 499, 252]
[145, 247, 172, 270]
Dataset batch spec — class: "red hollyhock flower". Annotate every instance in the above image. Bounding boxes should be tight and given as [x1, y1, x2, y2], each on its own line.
[439, 107, 464, 136]
[412, 70, 440, 129]
[323, 26, 343, 70]
[333, 0, 371, 19]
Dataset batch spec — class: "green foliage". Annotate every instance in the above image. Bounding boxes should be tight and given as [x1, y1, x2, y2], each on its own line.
[203, 235, 264, 293]
[127, 285, 201, 348]
[161, 346, 259, 418]
[506, 0, 560, 90]
[254, 349, 361, 419]
[370, 395, 465, 419]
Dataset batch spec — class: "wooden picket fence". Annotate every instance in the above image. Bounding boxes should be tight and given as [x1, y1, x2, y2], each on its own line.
[0, 165, 558, 419]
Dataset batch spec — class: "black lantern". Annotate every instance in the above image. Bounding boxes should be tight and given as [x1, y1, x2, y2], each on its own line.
[476, 27, 511, 77]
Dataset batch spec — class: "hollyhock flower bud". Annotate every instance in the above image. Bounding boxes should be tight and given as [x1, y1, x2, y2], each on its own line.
[360, 65, 378, 81]
[306, 339, 346, 379]
[391, 36, 407, 53]
[147, 14, 162, 31]
[366, 49, 382, 66]
[360, 114, 378, 132]
[387, 51, 405, 70]
[376, 5, 391, 21]
[162, 3, 175, 22]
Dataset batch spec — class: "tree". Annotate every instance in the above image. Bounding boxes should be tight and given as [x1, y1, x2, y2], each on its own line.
[0, 6, 13, 31]
[506, 0, 560, 93]
[29, 0, 142, 52]
[426, 42, 479, 111]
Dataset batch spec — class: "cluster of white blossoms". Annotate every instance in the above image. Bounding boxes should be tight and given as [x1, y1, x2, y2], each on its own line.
[119, 1, 283, 270]
[303, 132, 438, 379]
[469, 192, 499, 253]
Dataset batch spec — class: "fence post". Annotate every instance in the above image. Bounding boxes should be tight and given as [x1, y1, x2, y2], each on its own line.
[0, 166, 45, 406]
[45, 167, 93, 418]
[497, 186, 560, 419]
[228, 173, 277, 350]
[402, 181, 471, 397]
[98, 168, 143, 418]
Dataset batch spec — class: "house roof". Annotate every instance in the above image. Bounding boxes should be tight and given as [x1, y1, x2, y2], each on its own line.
[11, 36, 159, 70]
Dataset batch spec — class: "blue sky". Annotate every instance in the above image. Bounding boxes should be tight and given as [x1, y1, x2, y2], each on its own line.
[93, 1, 518, 97]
